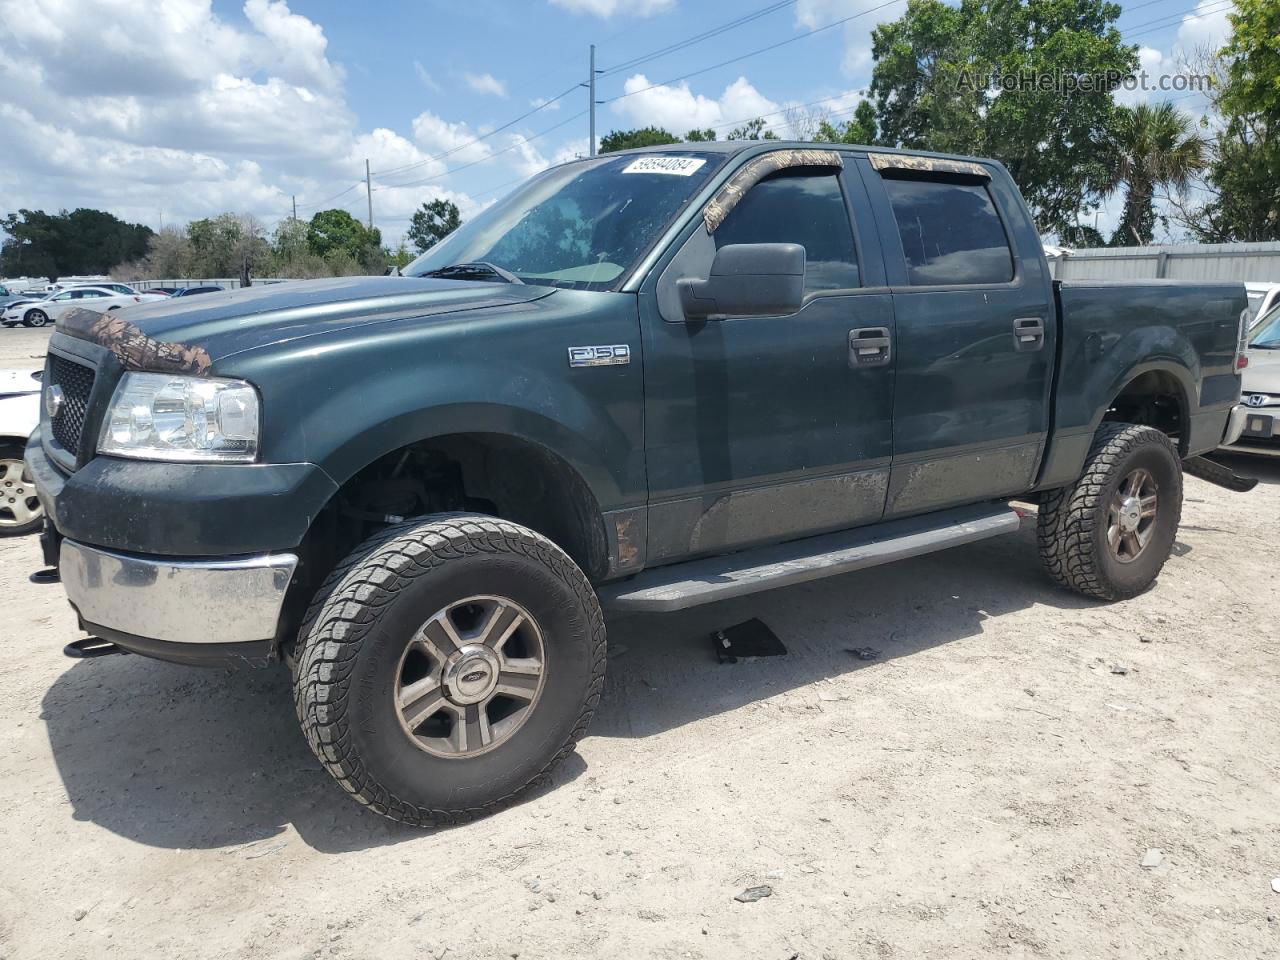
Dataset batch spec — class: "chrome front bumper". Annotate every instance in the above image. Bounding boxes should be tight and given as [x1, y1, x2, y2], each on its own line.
[59, 540, 298, 645]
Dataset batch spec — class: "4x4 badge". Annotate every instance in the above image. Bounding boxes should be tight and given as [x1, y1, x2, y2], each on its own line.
[568, 345, 630, 367]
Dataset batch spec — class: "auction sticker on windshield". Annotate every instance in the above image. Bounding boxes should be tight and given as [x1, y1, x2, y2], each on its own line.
[621, 157, 707, 176]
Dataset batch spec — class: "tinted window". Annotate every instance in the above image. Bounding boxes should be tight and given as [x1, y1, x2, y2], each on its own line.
[883, 176, 1014, 285]
[714, 169, 859, 292]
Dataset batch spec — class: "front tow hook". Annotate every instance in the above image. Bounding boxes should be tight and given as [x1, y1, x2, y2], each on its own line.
[1183, 455, 1259, 493]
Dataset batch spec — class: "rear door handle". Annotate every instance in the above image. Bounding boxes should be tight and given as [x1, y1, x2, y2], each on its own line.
[1013, 317, 1045, 351]
[849, 327, 892, 368]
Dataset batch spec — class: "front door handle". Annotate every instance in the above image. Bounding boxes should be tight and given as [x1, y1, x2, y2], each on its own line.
[849, 327, 891, 368]
[1013, 317, 1045, 351]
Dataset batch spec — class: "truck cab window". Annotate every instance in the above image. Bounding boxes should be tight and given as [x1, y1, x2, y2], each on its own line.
[882, 176, 1014, 285]
[715, 169, 859, 292]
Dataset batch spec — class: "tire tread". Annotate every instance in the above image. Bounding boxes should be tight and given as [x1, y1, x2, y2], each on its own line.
[293, 513, 606, 827]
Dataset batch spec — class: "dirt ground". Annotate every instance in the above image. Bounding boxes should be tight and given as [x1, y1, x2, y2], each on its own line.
[1, 324, 1278, 959]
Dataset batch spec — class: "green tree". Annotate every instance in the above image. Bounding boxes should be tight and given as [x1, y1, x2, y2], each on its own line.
[384, 241, 415, 271]
[725, 117, 779, 140]
[685, 128, 717, 141]
[0, 208, 153, 279]
[1175, 0, 1280, 242]
[306, 208, 382, 263]
[1105, 102, 1206, 246]
[1059, 223, 1107, 248]
[869, 0, 1138, 235]
[814, 101, 879, 144]
[407, 198, 462, 253]
[598, 127, 679, 153]
[187, 213, 270, 282]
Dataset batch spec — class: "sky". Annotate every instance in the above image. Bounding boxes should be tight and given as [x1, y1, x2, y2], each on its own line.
[0, 0, 1237, 248]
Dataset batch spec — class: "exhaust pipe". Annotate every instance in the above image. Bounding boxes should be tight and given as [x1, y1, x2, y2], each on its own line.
[1183, 456, 1259, 493]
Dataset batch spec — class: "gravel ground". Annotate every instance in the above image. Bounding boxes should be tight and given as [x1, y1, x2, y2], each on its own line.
[1, 322, 1278, 958]
[0, 326, 51, 371]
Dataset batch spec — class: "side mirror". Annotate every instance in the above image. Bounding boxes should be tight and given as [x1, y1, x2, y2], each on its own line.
[677, 243, 805, 320]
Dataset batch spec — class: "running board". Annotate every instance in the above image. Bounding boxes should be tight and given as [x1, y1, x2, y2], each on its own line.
[599, 503, 1022, 613]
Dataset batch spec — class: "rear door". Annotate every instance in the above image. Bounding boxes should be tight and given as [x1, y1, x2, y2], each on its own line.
[641, 156, 896, 564]
[858, 157, 1056, 517]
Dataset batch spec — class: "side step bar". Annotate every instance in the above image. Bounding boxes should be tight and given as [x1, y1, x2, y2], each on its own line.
[599, 503, 1022, 613]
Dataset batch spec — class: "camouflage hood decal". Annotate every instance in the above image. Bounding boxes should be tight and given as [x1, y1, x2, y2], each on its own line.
[59, 308, 213, 375]
[703, 149, 844, 233]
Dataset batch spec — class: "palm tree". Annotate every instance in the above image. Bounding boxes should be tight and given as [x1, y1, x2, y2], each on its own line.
[1107, 102, 1207, 246]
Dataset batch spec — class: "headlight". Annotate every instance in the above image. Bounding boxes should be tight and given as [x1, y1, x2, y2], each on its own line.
[99, 372, 260, 463]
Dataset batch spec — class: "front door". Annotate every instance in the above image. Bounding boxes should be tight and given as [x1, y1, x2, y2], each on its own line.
[641, 160, 896, 565]
[858, 159, 1056, 517]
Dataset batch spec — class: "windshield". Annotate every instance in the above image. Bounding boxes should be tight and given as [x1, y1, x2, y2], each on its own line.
[404, 152, 722, 290]
[1251, 302, 1280, 348]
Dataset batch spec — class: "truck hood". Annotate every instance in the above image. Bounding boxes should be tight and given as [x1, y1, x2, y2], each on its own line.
[56, 276, 555, 372]
[1242, 348, 1280, 396]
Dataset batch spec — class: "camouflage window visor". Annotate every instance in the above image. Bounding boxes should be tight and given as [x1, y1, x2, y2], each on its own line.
[868, 153, 989, 179]
[703, 149, 844, 233]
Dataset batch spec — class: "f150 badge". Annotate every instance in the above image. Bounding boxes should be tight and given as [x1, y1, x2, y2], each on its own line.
[568, 345, 631, 367]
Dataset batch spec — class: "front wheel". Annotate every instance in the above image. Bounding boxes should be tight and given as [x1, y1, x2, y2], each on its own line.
[293, 514, 606, 826]
[0, 443, 44, 536]
[1037, 422, 1183, 600]
[22, 309, 48, 328]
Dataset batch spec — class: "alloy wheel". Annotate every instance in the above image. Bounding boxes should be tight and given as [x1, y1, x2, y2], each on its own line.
[1105, 467, 1158, 563]
[0, 458, 42, 529]
[394, 595, 546, 758]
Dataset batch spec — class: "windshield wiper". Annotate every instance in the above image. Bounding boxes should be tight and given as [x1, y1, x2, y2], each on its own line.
[421, 262, 524, 285]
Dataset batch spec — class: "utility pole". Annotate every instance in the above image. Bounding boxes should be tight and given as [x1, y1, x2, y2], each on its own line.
[589, 44, 597, 157]
[365, 159, 374, 230]
[291, 195, 297, 221]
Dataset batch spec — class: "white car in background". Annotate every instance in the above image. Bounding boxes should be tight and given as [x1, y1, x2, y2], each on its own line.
[0, 285, 164, 328]
[0, 368, 42, 536]
[1246, 282, 1280, 329]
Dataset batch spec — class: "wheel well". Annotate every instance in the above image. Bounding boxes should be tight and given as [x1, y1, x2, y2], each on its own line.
[286, 434, 609, 639]
[1103, 371, 1187, 455]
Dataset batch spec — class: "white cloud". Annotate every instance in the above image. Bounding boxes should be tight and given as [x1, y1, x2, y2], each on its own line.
[795, 0, 879, 78]
[1114, 2, 1232, 108]
[549, 0, 675, 18]
[411, 111, 494, 165]
[414, 61, 440, 91]
[531, 96, 562, 111]
[610, 74, 780, 137]
[0, 0, 486, 246]
[464, 72, 508, 98]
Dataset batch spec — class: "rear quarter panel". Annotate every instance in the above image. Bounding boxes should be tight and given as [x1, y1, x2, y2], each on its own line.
[1038, 279, 1244, 488]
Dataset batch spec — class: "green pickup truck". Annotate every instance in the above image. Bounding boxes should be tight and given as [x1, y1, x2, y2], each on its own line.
[27, 141, 1253, 825]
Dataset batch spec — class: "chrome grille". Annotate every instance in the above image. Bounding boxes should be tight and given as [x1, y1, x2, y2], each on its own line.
[48, 354, 96, 457]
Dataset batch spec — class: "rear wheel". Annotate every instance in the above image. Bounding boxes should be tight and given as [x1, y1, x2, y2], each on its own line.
[22, 309, 48, 328]
[293, 513, 606, 826]
[1037, 422, 1182, 600]
[0, 443, 43, 536]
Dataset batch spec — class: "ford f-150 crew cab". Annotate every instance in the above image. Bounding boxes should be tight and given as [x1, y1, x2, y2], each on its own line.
[26, 141, 1254, 826]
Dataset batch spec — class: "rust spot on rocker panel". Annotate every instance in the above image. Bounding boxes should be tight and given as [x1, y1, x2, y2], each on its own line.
[867, 153, 988, 178]
[614, 515, 641, 568]
[703, 149, 844, 233]
[60, 308, 213, 375]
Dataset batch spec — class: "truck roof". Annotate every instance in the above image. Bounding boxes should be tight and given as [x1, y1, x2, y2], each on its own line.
[605, 139, 998, 169]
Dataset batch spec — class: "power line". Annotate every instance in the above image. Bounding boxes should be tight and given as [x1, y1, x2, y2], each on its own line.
[600, 0, 799, 77]
[373, 110, 588, 191]
[369, 81, 582, 180]
[1121, 0, 1234, 40]
[600, 0, 906, 105]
